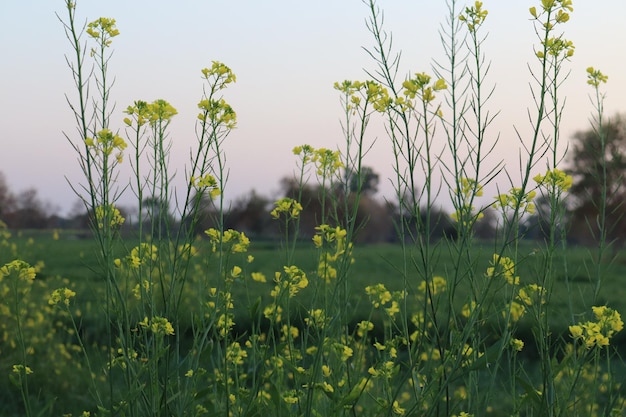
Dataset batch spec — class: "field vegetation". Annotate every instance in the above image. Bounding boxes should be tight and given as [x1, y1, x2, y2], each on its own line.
[2, 0, 626, 416]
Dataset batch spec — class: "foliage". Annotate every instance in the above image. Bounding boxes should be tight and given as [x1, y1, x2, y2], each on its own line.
[0, 172, 16, 218]
[567, 113, 626, 245]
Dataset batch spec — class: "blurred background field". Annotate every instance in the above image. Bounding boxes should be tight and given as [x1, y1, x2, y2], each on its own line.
[3, 230, 626, 416]
[8, 230, 626, 346]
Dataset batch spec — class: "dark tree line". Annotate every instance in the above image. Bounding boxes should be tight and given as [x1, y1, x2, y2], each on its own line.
[566, 113, 626, 245]
[3, 111, 626, 246]
[0, 173, 61, 229]
[191, 172, 464, 244]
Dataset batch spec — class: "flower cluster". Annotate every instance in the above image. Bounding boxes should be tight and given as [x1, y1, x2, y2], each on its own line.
[204, 228, 250, 253]
[457, 177, 483, 200]
[206, 289, 236, 336]
[94, 204, 125, 230]
[517, 284, 547, 307]
[537, 37, 574, 59]
[486, 254, 519, 285]
[364, 81, 393, 112]
[313, 224, 351, 283]
[197, 98, 236, 128]
[263, 302, 283, 324]
[356, 320, 374, 337]
[117, 243, 158, 269]
[131, 279, 152, 300]
[190, 174, 221, 199]
[198, 62, 237, 128]
[368, 360, 398, 380]
[535, 0, 572, 14]
[334, 80, 366, 113]
[311, 147, 344, 178]
[304, 308, 328, 329]
[365, 283, 403, 318]
[132, 243, 158, 262]
[312, 224, 347, 248]
[202, 61, 237, 89]
[0, 260, 36, 282]
[270, 197, 303, 220]
[510, 338, 525, 352]
[123, 100, 150, 127]
[402, 72, 447, 105]
[506, 300, 527, 322]
[85, 129, 128, 163]
[569, 306, 624, 349]
[86, 17, 119, 47]
[500, 284, 548, 324]
[494, 187, 537, 215]
[123, 99, 178, 129]
[459, 1, 488, 32]
[418, 276, 447, 297]
[291, 144, 345, 186]
[461, 301, 477, 319]
[292, 144, 315, 164]
[12, 364, 34, 376]
[225, 342, 248, 366]
[0, 219, 11, 241]
[530, 0, 574, 59]
[270, 265, 309, 298]
[529, 0, 573, 25]
[48, 288, 77, 307]
[451, 206, 483, 226]
[451, 177, 485, 226]
[365, 283, 392, 308]
[147, 99, 178, 123]
[139, 316, 175, 336]
[534, 168, 573, 192]
[586, 66, 608, 87]
[333, 80, 391, 113]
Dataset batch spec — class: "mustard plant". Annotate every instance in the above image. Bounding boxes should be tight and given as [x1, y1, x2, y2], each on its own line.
[358, 0, 624, 416]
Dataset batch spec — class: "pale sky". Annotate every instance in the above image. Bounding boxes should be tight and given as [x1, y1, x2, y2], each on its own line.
[1, 1, 625, 216]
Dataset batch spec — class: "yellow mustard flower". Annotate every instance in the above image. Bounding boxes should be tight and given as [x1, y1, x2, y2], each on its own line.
[139, 316, 175, 336]
[48, 287, 76, 306]
[365, 283, 392, 308]
[270, 197, 303, 220]
[459, 1, 488, 32]
[587, 67, 608, 87]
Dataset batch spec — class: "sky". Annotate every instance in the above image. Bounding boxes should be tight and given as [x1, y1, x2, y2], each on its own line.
[1, 1, 625, 216]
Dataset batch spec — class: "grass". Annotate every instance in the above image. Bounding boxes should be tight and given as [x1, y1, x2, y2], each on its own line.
[10, 231, 626, 348]
[5, 231, 625, 417]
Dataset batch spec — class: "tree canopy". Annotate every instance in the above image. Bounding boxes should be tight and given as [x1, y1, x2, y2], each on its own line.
[567, 113, 626, 244]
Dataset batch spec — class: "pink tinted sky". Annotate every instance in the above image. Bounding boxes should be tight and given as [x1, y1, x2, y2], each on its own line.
[1, 1, 625, 215]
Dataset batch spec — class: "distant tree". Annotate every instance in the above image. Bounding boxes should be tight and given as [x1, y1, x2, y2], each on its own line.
[346, 194, 394, 243]
[66, 198, 91, 229]
[519, 195, 569, 241]
[279, 177, 326, 238]
[387, 197, 456, 243]
[224, 190, 272, 236]
[566, 113, 626, 245]
[7, 188, 49, 229]
[272, 168, 395, 243]
[473, 207, 498, 240]
[143, 195, 176, 236]
[0, 171, 16, 219]
[346, 166, 379, 195]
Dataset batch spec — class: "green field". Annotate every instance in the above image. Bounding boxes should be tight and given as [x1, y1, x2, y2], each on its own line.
[9, 230, 626, 346]
[3, 231, 626, 416]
